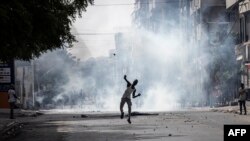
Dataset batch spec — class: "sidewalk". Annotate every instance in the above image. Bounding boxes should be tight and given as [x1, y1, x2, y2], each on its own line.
[210, 101, 250, 114]
[0, 108, 42, 138]
[0, 109, 21, 131]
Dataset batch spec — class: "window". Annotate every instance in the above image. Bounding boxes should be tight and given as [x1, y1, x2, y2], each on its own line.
[240, 16, 247, 43]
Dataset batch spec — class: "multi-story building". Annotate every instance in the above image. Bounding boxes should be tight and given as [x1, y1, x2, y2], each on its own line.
[133, 0, 151, 29]
[189, 0, 239, 106]
[134, 0, 180, 33]
[190, 0, 227, 47]
[229, 0, 250, 89]
[133, 0, 240, 106]
[180, 0, 192, 44]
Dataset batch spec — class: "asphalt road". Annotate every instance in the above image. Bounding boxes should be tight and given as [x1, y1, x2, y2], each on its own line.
[6, 110, 250, 141]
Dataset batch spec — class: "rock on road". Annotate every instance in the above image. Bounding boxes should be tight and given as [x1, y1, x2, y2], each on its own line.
[6, 110, 250, 141]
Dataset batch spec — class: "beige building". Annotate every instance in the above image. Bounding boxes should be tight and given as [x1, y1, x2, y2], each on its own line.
[227, 0, 250, 89]
[188, 0, 241, 106]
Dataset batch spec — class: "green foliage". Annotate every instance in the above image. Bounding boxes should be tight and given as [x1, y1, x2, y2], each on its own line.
[0, 0, 93, 61]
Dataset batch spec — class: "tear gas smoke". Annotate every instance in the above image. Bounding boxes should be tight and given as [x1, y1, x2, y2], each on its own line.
[34, 1, 238, 112]
[34, 28, 214, 111]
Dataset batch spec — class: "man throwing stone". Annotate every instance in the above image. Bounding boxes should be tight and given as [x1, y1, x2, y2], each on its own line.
[120, 75, 141, 124]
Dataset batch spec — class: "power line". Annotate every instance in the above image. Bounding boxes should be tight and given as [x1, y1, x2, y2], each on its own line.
[93, 3, 135, 6]
[92, 1, 180, 6]
[73, 33, 115, 35]
[74, 39, 114, 41]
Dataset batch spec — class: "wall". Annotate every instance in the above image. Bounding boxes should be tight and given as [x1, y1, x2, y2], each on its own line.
[15, 61, 34, 109]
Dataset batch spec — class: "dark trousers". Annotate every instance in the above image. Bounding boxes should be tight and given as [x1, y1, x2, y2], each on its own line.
[239, 101, 247, 114]
[9, 102, 15, 119]
[120, 98, 132, 119]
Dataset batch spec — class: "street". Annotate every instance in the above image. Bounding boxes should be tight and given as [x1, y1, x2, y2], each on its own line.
[3, 110, 250, 141]
[1, 0, 250, 141]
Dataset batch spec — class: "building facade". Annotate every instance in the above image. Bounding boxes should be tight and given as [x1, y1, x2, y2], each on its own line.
[229, 0, 250, 90]
[133, 0, 240, 106]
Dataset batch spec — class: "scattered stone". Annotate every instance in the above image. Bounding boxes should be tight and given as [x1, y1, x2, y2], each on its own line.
[36, 112, 44, 116]
[184, 119, 193, 122]
[81, 115, 88, 118]
[1, 121, 23, 139]
[18, 111, 43, 118]
[166, 126, 168, 128]
[31, 114, 37, 117]
[211, 109, 218, 112]
[131, 112, 159, 116]
[168, 133, 172, 136]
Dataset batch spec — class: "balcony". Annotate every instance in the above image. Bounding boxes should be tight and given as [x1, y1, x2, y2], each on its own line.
[191, 0, 226, 14]
[201, 0, 225, 7]
[239, 0, 250, 14]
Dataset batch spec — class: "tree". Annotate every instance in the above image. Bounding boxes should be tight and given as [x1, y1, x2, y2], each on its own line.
[0, 0, 93, 61]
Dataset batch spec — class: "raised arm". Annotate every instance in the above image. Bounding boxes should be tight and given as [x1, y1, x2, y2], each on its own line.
[124, 75, 131, 87]
[132, 89, 141, 98]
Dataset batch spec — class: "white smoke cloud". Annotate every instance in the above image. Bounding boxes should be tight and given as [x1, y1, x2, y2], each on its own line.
[35, 1, 238, 112]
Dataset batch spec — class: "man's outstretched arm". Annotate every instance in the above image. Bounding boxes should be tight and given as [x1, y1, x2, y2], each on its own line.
[132, 90, 141, 98]
[124, 75, 131, 86]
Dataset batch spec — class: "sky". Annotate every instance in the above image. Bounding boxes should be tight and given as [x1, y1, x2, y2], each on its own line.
[70, 0, 135, 60]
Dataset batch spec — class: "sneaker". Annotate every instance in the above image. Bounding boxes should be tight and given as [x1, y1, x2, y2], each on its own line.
[120, 112, 124, 119]
[127, 118, 131, 124]
[244, 113, 247, 115]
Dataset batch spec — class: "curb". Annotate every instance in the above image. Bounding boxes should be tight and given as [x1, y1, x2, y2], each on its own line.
[210, 108, 239, 114]
[0, 121, 24, 140]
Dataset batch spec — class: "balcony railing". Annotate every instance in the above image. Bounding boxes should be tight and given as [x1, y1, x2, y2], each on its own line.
[239, 0, 250, 14]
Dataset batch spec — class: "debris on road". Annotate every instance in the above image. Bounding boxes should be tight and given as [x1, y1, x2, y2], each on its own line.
[81, 114, 88, 118]
[0, 121, 24, 140]
[18, 111, 44, 117]
[184, 119, 194, 123]
[73, 115, 88, 118]
[131, 112, 159, 116]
